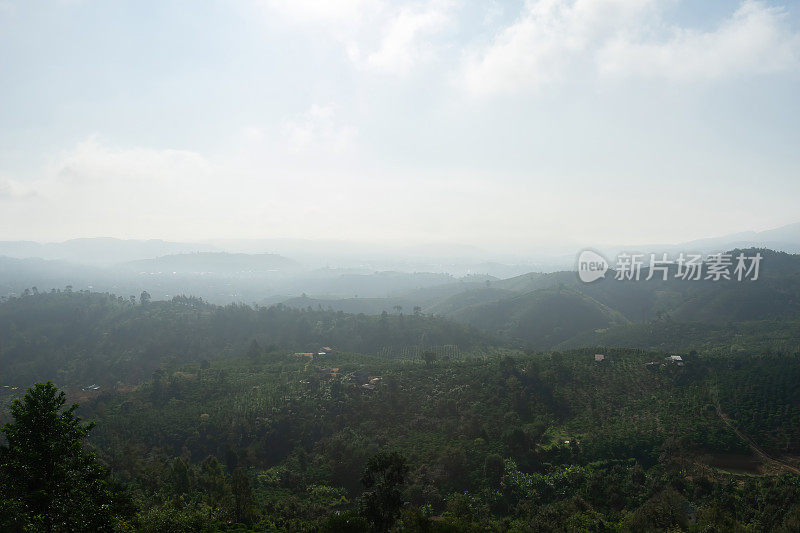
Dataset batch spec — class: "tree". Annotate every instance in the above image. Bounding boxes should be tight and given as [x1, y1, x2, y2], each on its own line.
[484, 453, 504, 486]
[0, 382, 123, 531]
[169, 457, 192, 496]
[320, 510, 370, 532]
[359, 451, 409, 532]
[198, 456, 230, 505]
[422, 351, 437, 367]
[140, 291, 151, 305]
[231, 467, 255, 524]
[246, 339, 262, 361]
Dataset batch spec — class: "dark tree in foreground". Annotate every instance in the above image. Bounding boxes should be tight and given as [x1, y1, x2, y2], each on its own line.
[359, 451, 409, 532]
[0, 382, 122, 532]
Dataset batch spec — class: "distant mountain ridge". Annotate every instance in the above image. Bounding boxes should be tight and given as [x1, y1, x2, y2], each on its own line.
[0, 238, 218, 266]
[681, 222, 800, 250]
[1, 220, 799, 270]
[122, 252, 300, 274]
[0, 242, 796, 351]
[280, 248, 798, 349]
[603, 221, 800, 257]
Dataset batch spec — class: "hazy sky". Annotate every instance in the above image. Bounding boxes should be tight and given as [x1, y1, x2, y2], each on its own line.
[1, 0, 799, 252]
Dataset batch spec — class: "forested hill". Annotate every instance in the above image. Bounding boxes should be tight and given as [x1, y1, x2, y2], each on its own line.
[444, 248, 799, 328]
[2, 249, 797, 387]
[0, 291, 494, 387]
[1, 281, 800, 530]
[278, 249, 799, 349]
[23, 346, 800, 530]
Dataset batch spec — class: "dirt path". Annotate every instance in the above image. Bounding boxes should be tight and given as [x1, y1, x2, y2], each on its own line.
[714, 401, 800, 476]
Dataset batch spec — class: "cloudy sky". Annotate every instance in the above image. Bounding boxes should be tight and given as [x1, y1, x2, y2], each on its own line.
[1, 0, 799, 252]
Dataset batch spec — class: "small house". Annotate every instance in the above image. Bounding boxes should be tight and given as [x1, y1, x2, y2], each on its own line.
[317, 368, 340, 379]
[594, 354, 605, 362]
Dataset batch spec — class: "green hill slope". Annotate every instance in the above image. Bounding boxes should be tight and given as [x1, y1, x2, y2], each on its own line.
[449, 287, 628, 348]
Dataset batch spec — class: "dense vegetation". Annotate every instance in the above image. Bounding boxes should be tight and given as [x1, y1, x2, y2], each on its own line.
[279, 249, 800, 354]
[3, 345, 800, 529]
[1, 256, 798, 531]
[2, 346, 797, 531]
[441, 249, 799, 348]
[0, 291, 491, 387]
[0, 382, 129, 531]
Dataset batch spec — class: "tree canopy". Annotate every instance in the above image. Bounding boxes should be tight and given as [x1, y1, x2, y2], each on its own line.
[0, 382, 127, 532]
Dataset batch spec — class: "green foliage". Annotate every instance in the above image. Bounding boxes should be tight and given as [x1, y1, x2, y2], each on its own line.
[319, 510, 370, 532]
[2, 282, 800, 530]
[359, 451, 409, 531]
[134, 500, 220, 533]
[715, 353, 800, 453]
[450, 287, 627, 349]
[0, 382, 128, 531]
[231, 467, 256, 524]
[47, 344, 796, 530]
[0, 290, 491, 386]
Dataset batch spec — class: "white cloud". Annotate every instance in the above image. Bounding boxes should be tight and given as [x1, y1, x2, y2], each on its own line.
[254, 0, 453, 75]
[461, 0, 657, 95]
[0, 108, 362, 241]
[29, 139, 223, 238]
[48, 138, 212, 190]
[283, 103, 357, 153]
[598, 1, 800, 81]
[0, 175, 35, 199]
[351, 2, 450, 75]
[257, 0, 377, 35]
[462, 0, 800, 95]
[2, 2, 799, 247]
[0, 138, 299, 241]
[0, 132, 578, 246]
